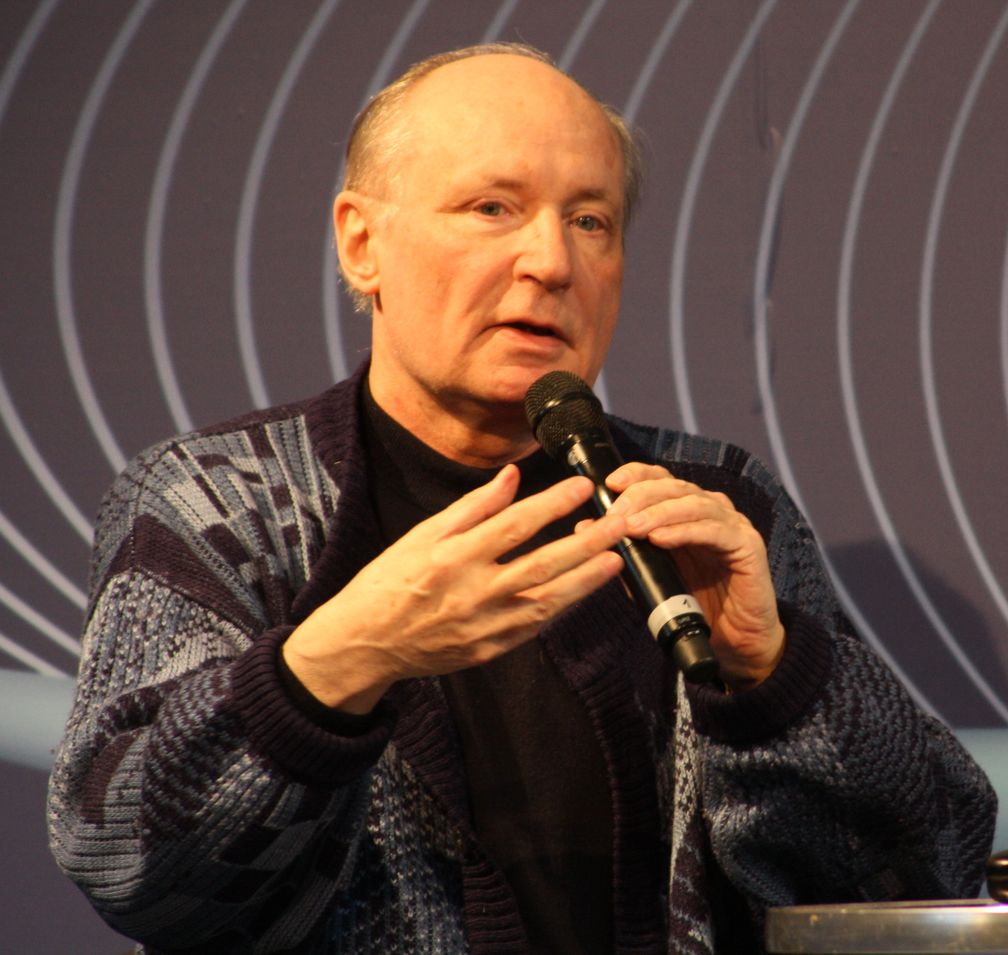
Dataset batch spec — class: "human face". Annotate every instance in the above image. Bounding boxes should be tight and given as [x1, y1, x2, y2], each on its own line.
[357, 55, 625, 453]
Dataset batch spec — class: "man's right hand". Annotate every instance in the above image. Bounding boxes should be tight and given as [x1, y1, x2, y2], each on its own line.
[281, 463, 627, 714]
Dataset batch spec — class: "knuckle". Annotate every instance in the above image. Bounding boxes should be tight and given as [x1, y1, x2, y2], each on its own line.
[525, 598, 554, 624]
[712, 491, 734, 509]
[514, 591, 554, 624]
[501, 517, 534, 548]
[426, 543, 457, 573]
[742, 522, 765, 547]
[502, 530, 528, 551]
[442, 593, 478, 622]
[615, 483, 643, 506]
[470, 642, 501, 667]
[522, 555, 554, 588]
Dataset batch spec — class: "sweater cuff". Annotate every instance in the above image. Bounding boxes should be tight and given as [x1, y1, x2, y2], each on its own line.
[685, 604, 833, 744]
[232, 625, 397, 786]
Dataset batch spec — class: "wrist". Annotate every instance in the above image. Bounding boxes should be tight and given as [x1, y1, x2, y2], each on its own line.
[685, 606, 833, 744]
[718, 621, 787, 693]
[283, 617, 393, 715]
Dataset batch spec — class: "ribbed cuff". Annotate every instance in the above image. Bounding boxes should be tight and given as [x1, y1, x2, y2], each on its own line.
[232, 625, 396, 786]
[275, 643, 388, 736]
[686, 604, 833, 744]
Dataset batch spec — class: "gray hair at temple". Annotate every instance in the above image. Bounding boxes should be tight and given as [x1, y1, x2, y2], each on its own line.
[339, 42, 643, 314]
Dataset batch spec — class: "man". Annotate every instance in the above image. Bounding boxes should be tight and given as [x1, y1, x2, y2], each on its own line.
[48, 44, 995, 954]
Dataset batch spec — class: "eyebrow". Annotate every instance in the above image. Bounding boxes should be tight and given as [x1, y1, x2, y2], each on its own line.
[462, 177, 619, 206]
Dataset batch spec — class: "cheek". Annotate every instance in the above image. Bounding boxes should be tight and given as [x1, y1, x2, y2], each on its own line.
[586, 261, 623, 329]
[581, 266, 622, 369]
[582, 245, 623, 291]
[409, 239, 504, 306]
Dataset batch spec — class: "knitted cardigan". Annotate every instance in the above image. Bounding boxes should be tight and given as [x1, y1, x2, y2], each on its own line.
[47, 366, 996, 954]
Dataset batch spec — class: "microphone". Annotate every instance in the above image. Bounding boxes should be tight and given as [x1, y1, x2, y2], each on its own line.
[525, 370, 719, 684]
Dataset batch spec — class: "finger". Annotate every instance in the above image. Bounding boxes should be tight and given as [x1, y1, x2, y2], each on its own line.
[458, 474, 599, 561]
[477, 547, 625, 647]
[514, 547, 625, 615]
[492, 510, 627, 594]
[605, 461, 673, 492]
[619, 488, 719, 530]
[645, 514, 759, 555]
[606, 475, 699, 519]
[410, 464, 522, 539]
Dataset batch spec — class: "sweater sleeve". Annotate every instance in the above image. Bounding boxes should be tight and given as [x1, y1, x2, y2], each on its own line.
[680, 453, 997, 934]
[46, 436, 394, 952]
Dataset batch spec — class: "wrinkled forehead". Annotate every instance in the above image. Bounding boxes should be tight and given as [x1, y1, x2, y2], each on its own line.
[404, 55, 616, 150]
[390, 55, 623, 193]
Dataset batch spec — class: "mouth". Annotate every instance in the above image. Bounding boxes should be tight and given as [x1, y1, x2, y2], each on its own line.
[501, 320, 564, 341]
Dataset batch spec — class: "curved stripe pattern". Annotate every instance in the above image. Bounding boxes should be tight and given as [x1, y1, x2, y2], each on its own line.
[837, 0, 1008, 723]
[53, 0, 157, 475]
[0, 579, 78, 658]
[753, 0, 861, 492]
[2, 1, 1006, 719]
[670, 0, 778, 435]
[1001, 225, 1008, 423]
[234, 0, 343, 410]
[0, 0, 95, 544]
[0, 369, 94, 544]
[595, 0, 693, 411]
[0, 640, 67, 681]
[0, 507, 85, 609]
[746, 0, 942, 713]
[556, 0, 608, 71]
[479, 0, 520, 43]
[918, 4, 1008, 645]
[621, 0, 692, 124]
[320, 0, 433, 387]
[145, 0, 249, 435]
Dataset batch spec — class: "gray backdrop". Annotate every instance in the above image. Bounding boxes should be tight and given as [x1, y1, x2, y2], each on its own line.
[1, 1, 1006, 950]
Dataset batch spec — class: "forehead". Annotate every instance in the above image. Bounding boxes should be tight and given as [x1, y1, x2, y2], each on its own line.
[394, 55, 623, 198]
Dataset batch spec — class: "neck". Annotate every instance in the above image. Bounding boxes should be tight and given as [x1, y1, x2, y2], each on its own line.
[367, 374, 539, 468]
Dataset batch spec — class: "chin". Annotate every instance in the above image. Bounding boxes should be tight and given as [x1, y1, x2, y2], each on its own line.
[473, 356, 600, 411]
[486, 369, 557, 405]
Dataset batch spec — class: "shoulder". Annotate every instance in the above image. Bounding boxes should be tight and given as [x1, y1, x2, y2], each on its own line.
[89, 376, 362, 577]
[108, 372, 363, 507]
[103, 392, 318, 515]
[606, 414, 790, 506]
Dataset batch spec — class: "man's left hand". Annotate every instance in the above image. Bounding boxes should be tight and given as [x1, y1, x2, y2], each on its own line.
[601, 462, 785, 690]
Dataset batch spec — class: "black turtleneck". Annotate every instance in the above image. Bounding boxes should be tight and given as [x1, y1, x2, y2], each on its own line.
[361, 383, 615, 955]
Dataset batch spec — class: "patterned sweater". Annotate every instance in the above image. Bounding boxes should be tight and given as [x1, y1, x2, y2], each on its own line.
[47, 366, 996, 954]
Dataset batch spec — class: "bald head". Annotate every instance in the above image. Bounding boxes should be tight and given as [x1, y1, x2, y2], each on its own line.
[343, 43, 640, 226]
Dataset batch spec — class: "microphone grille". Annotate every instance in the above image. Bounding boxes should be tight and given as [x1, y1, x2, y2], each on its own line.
[524, 370, 608, 458]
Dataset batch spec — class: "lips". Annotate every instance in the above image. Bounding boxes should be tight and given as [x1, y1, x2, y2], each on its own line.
[511, 321, 556, 337]
[498, 319, 566, 343]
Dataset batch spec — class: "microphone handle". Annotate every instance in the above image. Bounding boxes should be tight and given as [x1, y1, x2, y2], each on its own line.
[564, 438, 719, 684]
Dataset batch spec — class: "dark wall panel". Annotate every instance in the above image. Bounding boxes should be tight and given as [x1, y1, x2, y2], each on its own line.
[2, 1, 1005, 948]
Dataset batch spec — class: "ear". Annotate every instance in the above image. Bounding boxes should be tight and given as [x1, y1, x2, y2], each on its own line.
[333, 190, 382, 299]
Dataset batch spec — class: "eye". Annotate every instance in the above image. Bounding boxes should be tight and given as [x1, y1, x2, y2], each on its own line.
[474, 201, 506, 217]
[572, 214, 605, 232]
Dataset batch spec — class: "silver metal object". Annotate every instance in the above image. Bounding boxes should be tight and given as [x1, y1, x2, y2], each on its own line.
[765, 899, 1008, 953]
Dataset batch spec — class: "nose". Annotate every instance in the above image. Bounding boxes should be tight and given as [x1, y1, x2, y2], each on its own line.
[515, 211, 573, 290]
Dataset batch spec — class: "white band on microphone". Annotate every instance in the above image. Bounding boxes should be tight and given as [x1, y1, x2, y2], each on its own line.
[646, 594, 703, 639]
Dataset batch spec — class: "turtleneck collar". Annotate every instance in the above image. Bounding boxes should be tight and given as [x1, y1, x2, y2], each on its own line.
[361, 376, 565, 542]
